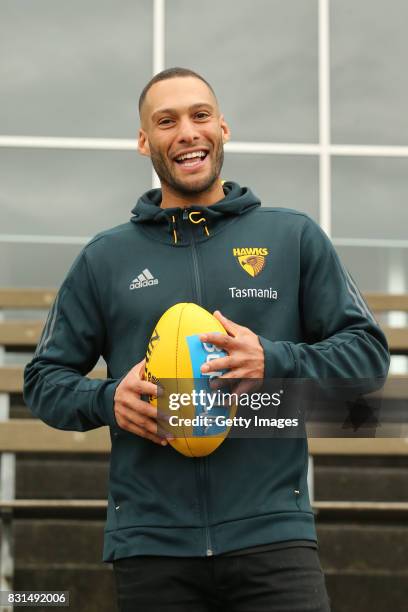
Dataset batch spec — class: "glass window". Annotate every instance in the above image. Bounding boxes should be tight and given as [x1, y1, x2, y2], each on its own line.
[331, 0, 408, 145]
[336, 246, 408, 293]
[0, 242, 83, 287]
[166, 0, 318, 143]
[332, 156, 408, 240]
[0, 148, 151, 237]
[223, 153, 319, 221]
[0, 0, 152, 137]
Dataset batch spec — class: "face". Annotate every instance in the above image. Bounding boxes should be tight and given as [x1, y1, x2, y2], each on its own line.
[138, 77, 230, 196]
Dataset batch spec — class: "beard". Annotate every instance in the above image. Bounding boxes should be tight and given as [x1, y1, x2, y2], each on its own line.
[149, 140, 224, 196]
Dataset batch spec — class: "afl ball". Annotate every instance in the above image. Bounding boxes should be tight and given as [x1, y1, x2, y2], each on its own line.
[144, 303, 236, 457]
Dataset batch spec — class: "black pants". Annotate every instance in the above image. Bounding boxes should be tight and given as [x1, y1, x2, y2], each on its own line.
[113, 547, 331, 612]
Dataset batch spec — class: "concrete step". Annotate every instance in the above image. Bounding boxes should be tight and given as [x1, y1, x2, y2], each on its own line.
[13, 520, 408, 572]
[10, 403, 32, 419]
[10, 506, 114, 611]
[14, 567, 404, 612]
[314, 465, 408, 501]
[15, 521, 105, 565]
[314, 455, 408, 468]
[10, 520, 408, 612]
[324, 574, 407, 612]
[12, 562, 408, 612]
[317, 523, 408, 572]
[14, 454, 408, 501]
[16, 457, 109, 499]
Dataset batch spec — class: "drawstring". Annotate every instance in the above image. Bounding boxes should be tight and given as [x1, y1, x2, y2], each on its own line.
[170, 210, 210, 244]
[188, 211, 210, 237]
[171, 215, 178, 244]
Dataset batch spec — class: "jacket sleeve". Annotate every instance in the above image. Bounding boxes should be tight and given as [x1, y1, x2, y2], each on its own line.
[258, 216, 390, 383]
[24, 248, 121, 431]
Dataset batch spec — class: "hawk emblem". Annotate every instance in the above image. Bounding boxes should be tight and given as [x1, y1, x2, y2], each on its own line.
[233, 248, 269, 277]
[237, 255, 266, 277]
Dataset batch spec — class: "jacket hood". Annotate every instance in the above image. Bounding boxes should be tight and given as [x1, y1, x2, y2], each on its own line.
[130, 181, 261, 245]
[131, 181, 260, 222]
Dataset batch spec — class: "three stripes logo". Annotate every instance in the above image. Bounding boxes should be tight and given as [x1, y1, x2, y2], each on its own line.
[129, 268, 158, 290]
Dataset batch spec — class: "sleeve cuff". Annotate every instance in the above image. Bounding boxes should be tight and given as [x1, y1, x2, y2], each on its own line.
[258, 336, 297, 379]
[98, 378, 124, 429]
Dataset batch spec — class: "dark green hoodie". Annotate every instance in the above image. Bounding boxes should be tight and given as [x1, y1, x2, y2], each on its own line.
[24, 181, 390, 561]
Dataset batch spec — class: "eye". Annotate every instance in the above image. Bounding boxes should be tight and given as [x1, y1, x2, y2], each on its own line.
[158, 118, 174, 126]
[195, 111, 210, 120]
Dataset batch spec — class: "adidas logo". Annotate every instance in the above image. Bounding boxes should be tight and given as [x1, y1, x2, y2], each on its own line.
[129, 269, 159, 290]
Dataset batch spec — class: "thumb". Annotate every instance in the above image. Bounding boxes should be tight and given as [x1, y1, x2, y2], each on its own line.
[213, 310, 240, 336]
[130, 358, 146, 380]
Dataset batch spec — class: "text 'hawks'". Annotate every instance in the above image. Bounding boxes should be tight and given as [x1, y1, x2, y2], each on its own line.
[233, 248, 269, 257]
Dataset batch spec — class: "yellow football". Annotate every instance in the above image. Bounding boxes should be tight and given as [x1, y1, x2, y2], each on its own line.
[144, 303, 236, 457]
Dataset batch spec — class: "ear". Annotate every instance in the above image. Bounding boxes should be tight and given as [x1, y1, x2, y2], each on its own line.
[138, 128, 151, 157]
[220, 114, 231, 144]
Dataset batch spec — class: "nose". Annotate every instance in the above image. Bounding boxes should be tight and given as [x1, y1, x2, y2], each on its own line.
[176, 116, 200, 144]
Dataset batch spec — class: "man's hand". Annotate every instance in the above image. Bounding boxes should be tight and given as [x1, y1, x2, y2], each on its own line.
[114, 359, 168, 446]
[199, 311, 265, 379]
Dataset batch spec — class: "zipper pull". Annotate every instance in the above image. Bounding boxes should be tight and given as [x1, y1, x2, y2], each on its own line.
[182, 209, 188, 221]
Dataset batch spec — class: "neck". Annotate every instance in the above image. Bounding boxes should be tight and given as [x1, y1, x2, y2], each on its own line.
[159, 179, 225, 209]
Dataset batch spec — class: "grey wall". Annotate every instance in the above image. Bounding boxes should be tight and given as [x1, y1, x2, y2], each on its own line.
[1, 0, 152, 137]
[167, 0, 318, 143]
[0, 0, 407, 292]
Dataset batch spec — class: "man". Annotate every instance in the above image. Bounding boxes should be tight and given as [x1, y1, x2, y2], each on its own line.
[24, 67, 389, 611]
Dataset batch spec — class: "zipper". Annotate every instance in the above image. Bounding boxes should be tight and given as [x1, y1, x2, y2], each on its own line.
[182, 209, 202, 304]
[199, 455, 213, 556]
[183, 208, 213, 556]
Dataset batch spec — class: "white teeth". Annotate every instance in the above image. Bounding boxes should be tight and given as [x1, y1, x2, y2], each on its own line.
[176, 150, 206, 161]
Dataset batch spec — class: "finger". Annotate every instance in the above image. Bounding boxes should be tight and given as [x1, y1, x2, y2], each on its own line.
[137, 378, 162, 397]
[207, 380, 239, 407]
[118, 406, 155, 429]
[216, 369, 243, 380]
[239, 380, 263, 397]
[211, 377, 248, 399]
[208, 377, 235, 393]
[128, 358, 146, 378]
[230, 379, 254, 398]
[132, 403, 172, 430]
[128, 377, 161, 398]
[127, 411, 165, 438]
[126, 359, 161, 396]
[201, 356, 232, 374]
[124, 420, 169, 446]
[213, 310, 242, 336]
[138, 358, 146, 378]
[120, 396, 159, 418]
[134, 415, 163, 436]
[199, 332, 235, 349]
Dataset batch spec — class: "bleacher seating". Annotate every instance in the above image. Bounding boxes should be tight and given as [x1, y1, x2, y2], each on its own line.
[0, 288, 407, 612]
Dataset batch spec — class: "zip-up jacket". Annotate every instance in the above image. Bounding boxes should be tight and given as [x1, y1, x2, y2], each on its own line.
[24, 181, 390, 561]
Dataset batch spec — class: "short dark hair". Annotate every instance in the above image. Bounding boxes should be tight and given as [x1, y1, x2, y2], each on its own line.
[138, 67, 217, 115]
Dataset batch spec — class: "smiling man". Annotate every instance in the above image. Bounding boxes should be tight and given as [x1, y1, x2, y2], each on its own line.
[138, 72, 229, 206]
[24, 67, 390, 612]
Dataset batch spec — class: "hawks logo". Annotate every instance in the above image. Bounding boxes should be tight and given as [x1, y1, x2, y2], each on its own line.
[233, 247, 269, 277]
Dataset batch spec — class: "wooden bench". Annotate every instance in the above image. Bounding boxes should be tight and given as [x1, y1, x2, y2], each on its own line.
[0, 289, 105, 593]
[1, 289, 408, 348]
[0, 289, 407, 396]
[0, 288, 408, 592]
